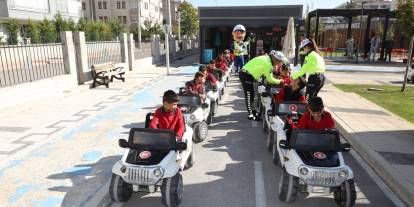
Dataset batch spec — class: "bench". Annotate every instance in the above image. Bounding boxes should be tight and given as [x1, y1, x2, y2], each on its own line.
[91, 62, 126, 88]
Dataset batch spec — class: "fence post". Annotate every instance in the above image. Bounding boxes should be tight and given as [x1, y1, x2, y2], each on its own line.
[152, 35, 160, 64]
[73, 31, 89, 84]
[60, 31, 79, 85]
[127, 33, 135, 71]
[120, 33, 129, 70]
[171, 36, 176, 60]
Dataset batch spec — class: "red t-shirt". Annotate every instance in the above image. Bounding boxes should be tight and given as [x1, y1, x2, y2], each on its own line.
[215, 59, 228, 72]
[149, 107, 184, 140]
[291, 111, 335, 130]
[274, 86, 306, 103]
[185, 80, 205, 95]
[205, 73, 217, 86]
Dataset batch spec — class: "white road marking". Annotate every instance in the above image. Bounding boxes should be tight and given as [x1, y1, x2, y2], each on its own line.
[254, 161, 267, 207]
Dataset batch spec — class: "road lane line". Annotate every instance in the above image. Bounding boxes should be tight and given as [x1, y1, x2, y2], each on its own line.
[254, 161, 267, 207]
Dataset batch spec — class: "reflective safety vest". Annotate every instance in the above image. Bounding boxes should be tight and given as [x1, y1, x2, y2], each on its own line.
[233, 41, 249, 56]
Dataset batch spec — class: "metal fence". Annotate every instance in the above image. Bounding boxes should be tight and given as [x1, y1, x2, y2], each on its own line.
[0, 43, 65, 88]
[86, 41, 122, 68]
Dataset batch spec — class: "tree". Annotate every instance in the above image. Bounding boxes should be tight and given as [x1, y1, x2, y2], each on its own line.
[178, 1, 198, 36]
[77, 17, 87, 31]
[141, 20, 163, 39]
[397, 0, 414, 91]
[26, 19, 40, 44]
[67, 18, 77, 32]
[108, 18, 126, 38]
[39, 18, 57, 43]
[7, 19, 19, 45]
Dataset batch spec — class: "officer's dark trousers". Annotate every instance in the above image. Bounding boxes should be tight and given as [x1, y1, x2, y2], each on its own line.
[306, 73, 325, 100]
[239, 71, 255, 116]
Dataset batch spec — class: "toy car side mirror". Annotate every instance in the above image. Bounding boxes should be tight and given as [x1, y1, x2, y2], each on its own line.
[279, 140, 289, 149]
[119, 139, 129, 148]
[202, 103, 209, 109]
[176, 142, 187, 151]
[341, 143, 351, 152]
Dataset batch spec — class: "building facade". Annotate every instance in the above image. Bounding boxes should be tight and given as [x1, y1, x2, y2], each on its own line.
[82, 0, 165, 30]
[0, 0, 82, 42]
[198, 5, 303, 62]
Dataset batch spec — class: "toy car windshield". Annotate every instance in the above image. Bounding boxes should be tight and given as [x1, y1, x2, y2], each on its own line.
[276, 102, 307, 116]
[178, 95, 202, 107]
[269, 87, 281, 95]
[290, 129, 340, 151]
[128, 128, 176, 150]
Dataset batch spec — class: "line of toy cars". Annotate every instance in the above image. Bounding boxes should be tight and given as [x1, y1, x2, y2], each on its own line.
[109, 64, 231, 207]
[255, 80, 357, 206]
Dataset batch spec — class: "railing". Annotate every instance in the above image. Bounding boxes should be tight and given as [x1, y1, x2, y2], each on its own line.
[86, 41, 122, 68]
[0, 43, 65, 88]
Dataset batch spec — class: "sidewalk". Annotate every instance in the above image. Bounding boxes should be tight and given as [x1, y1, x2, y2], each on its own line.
[321, 83, 414, 207]
[0, 55, 199, 206]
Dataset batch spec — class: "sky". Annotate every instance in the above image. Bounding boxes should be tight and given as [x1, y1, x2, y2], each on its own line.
[185, 0, 348, 10]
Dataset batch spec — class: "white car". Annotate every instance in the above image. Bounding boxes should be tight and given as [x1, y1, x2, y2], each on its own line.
[178, 90, 212, 143]
[257, 84, 281, 136]
[269, 102, 356, 206]
[110, 126, 194, 207]
[205, 81, 219, 117]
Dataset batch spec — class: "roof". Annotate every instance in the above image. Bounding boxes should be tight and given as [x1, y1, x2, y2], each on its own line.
[308, 9, 396, 18]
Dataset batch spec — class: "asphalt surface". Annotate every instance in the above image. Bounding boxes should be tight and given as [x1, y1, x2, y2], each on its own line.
[121, 76, 399, 207]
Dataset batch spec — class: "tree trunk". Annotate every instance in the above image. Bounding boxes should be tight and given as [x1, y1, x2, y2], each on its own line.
[401, 35, 414, 92]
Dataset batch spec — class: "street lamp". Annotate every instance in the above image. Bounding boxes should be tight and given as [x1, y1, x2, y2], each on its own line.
[355, 1, 367, 64]
[162, 19, 171, 75]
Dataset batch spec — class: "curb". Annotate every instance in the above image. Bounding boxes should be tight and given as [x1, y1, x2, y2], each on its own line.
[330, 109, 414, 207]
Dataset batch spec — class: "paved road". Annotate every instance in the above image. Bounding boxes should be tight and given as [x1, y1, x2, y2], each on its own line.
[121, 76, 400, 207]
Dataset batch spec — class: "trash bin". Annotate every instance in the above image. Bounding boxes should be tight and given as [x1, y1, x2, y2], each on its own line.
[204, 49, 213, 64]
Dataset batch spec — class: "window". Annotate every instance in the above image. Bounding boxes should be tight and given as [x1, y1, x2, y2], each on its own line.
[121, 1, 126, 9]
[82, 2, 86, 10]
[104, 16, 108, 21]
[98, 1, 102, 9]
[103, 1, 107, 9]
[122, 16, 127, 24]
[99, 16, 103, 21]
[116, 1, 121, 9]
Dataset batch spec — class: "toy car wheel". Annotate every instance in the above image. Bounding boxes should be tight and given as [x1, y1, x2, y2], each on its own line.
[109, 174, 133, 202]
[184, 143, 195, 169]
[192, 122, 208, 143]
[262, 111, 268, 133]
[272, 138, 281, 166]
[161, 173, 183, 207]
[333, 179, 356, 207]
[278, 169, 298, 202]
[266, 128, 274, 151]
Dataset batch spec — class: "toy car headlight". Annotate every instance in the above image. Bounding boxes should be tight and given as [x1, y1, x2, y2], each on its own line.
[338, 169, 348, 178]
[190, 114, 196, 120]
[120, 165, 126, 173]
[299, 167, 309, 176]
[153, 168, 164, 177]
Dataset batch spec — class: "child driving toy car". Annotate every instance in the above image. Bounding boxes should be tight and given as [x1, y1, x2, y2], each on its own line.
[274, 77, 307, 103]
[288, 96, 335, 130]
[199, 66, 217, 89]
[185, 72, 207, 101]
[149, 90, 185, 141]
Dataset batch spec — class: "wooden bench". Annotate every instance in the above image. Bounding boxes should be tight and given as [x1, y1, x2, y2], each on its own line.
[91, 62, 126, 88]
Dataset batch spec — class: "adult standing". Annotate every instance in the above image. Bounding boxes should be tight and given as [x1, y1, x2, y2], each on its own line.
[291, 39, 326, 100]
[346, 37, 354, 59]
[370, 33, 381, 62]
[239, 51, 286, 120]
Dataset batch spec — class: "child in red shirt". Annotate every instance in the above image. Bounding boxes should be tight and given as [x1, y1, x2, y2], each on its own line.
[207, 60, 223, 81]
[185, 72, 207, 101]
[278, 64, 292, 86]
[274, 77, 307, 103]
[215, 53, 228, 73]
[149, 90, 185, 140]
[288, 96, 335, 130]
[199, 66, 217, 88]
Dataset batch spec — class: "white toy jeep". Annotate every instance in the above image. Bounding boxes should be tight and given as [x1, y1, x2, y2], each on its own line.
[109, 125, 194, 207]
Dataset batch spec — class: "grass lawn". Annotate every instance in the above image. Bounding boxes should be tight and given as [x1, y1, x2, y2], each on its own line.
[333, 84, 414, 124]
